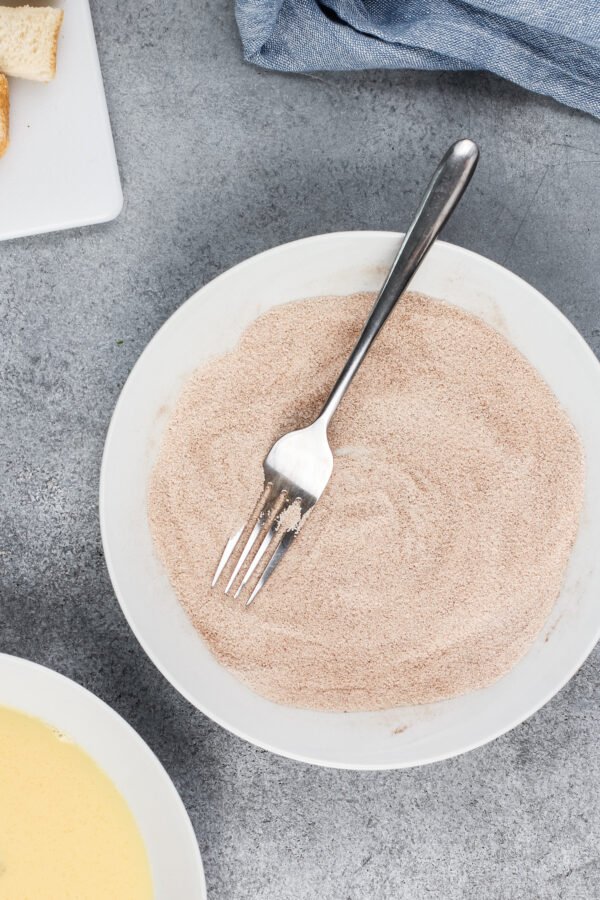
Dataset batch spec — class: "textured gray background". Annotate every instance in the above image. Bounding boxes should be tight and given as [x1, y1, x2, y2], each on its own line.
[1, 2, 600, 898]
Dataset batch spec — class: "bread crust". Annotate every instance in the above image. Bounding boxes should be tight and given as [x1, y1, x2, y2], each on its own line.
[47, 8, 64, 82]
[0, 73, 8, 157]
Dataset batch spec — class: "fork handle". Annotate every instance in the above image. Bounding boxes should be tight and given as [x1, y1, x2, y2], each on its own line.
[317, 138, 479, 429]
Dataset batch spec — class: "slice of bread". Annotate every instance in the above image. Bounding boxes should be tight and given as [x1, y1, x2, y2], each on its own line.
[0, 73, 8, 157]
[0, 5, 64, 82]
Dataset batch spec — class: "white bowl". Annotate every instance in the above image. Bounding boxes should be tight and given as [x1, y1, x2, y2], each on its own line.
[100, 232, 600, 770]
[0, 654, 206, 897]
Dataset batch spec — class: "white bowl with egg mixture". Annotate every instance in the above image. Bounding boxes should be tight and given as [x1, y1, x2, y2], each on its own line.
[100, 232, 600, 769]
[0, 653, 206, 897]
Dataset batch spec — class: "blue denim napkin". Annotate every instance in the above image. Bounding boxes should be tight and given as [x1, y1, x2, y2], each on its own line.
[235, 0, 600, 118]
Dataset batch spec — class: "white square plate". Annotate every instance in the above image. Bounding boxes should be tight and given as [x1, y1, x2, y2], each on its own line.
[0, 0, 122, 241]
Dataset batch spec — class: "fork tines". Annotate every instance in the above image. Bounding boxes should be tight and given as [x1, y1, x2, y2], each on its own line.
[212, 482, 302, 605]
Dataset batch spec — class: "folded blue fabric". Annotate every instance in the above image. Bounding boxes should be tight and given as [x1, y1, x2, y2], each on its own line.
[235, 0, 600, 118]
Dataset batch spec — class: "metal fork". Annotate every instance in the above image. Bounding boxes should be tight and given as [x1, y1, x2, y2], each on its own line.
[213, 138, 479, 604]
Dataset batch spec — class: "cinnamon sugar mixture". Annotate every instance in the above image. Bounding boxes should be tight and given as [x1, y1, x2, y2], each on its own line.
[148, 292, 584, 711]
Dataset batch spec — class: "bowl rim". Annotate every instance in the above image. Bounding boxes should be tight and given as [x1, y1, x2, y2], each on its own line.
[0, 652, 207, 891]
[100, 230, 600, 770]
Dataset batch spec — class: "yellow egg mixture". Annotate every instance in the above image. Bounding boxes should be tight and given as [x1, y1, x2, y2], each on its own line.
[0, 705, 153, 899]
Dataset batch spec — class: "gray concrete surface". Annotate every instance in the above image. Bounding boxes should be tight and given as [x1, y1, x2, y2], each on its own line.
[2, 2, 600, 897]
